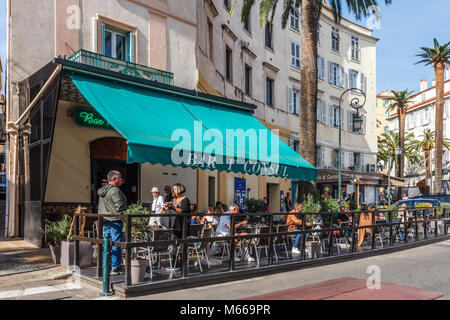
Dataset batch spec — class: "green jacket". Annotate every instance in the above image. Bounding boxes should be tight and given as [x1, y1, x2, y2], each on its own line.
[97, 184, 128, 222]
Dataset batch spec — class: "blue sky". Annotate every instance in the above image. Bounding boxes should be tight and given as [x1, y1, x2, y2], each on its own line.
[0, 0, 449, 95]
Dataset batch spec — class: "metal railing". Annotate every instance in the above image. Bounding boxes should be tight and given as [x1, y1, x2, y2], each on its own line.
[68, 49, 175, 86]
[72, 207, 450, 290]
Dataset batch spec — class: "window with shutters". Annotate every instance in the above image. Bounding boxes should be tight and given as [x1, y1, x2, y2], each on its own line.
[317, 56, 325, 80]
[333, 149, 344, 169]
[349, 70, 358, 89]
[331, 26, 340, 53]
[351, 36, 360, 61]
[225, 46, 233, 82]
[317, 23, 321, 44]
[317, 99, 326, 123]
[317, 146, 325, 168]
[289, 7, 300, 31]
[245, 65, 252, 96]
[265, 22, 273, 49]
[290, 41, 301, 69]
[329, 62, 344, 87]
[266, 78, 274, 106]
[102, 25, 134, 62]
[292, 89, 300, 115]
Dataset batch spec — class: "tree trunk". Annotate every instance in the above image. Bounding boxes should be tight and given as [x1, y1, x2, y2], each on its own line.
[434, 63, 445, 193]
[299, 0, 319, 168]
[398, 109, 406, 178]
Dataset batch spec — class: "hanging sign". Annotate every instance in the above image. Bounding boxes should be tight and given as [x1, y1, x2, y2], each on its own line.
[74, 107, 114, 130]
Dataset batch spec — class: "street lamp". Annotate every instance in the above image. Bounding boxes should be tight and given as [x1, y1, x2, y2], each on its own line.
[338, 88, 366, 206]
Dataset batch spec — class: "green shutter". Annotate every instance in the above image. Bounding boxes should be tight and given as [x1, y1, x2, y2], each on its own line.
[128, 32, 134, 63]
[101, 23, 106, 55]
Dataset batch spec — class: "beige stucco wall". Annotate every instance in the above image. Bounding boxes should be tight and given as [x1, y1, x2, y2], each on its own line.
[45, 100, 121, 203]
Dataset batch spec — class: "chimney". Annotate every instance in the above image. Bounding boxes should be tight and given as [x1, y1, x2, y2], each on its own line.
[432, 78, 436, 87]
[420, 80, 428, 92]
[446, 66, 450, 81]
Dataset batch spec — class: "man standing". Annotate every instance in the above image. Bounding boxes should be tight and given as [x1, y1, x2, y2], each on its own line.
[149, 187, 164, 227]
[97, 170, 128, 274]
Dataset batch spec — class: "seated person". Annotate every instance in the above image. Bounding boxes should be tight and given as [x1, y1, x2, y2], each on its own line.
[286, 202, 312, 255]
[337, 206, 355, 240]
[216, 204, 254, 262]
[201, 206, 218, 228]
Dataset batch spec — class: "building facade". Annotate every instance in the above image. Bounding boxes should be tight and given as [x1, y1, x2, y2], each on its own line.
[383, 68, 450, 194]
[196, 1, 381, 206]
[5, 0, 199, 240]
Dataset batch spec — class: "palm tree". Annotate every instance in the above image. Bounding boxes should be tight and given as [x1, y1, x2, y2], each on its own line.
[237, 0, 392, 169]
[378, 131, 423, 176]
[416, 39, 450, 193]
[410, 129, 450, 192]
[386, 90, 414, 178]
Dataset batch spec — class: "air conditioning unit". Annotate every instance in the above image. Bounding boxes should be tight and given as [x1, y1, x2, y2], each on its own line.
[370, 164, 376, 172]
[366, 164, 376, 173]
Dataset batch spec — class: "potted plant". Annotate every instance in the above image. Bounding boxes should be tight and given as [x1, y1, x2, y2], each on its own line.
[124, 202, 150, 284]
[40, 215, 72, 264]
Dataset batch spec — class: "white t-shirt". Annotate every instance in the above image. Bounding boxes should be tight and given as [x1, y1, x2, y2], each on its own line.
[149, 195, 164, 226]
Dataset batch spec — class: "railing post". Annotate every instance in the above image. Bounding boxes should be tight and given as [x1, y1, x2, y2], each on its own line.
[100, 233, 113, 296]
[96, 217, 103, 278]
[74, 214, 80, 267]
[351, 212, 356, 253]
[182, 214, 188, 278]
[328, 213, 334, 257]
[445, 208, 448, 236]
[300, 214, 307, 260]
[434, 208, 438, 237]
[371, 210, 376, 250]
[125, 215, 132, 287]
[414, 210, 419, 241]
[268, 214, 274, 266]
[388, 211, 393, 247]
[229, 215, 236, 271]
[404, 212, 408, 244]
[423, 209, 428, 240]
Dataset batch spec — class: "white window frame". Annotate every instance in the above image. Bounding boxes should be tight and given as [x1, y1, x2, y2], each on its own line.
[349, 69, 358, 89]
[290, 41, 301, 69]
[103, 27, 130, 61]
[331, 26, 340, 53]
[289, 7, 300, 31]
[351, 35, 360, 61]
[318, 56, 325, 80]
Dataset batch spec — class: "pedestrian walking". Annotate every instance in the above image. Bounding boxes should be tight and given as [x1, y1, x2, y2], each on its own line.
[97, 170, 127, 275]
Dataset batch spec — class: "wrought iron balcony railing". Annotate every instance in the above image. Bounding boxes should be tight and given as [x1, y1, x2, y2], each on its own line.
[68, 49, 174, 86]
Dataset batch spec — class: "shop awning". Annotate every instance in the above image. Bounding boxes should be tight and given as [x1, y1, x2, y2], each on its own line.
[70, 74, 317, 181]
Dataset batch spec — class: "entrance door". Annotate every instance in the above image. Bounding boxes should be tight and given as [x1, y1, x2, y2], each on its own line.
[90, 137, 140, 211]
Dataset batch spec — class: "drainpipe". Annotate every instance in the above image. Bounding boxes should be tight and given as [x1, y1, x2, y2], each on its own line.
[5, 0, 11, 237]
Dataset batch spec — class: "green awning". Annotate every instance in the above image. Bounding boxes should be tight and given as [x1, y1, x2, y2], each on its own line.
[70, 74, 316, 181]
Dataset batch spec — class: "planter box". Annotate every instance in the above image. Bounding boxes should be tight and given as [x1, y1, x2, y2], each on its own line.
[60, 241, 93, 268]
[49, 245, 61, 265]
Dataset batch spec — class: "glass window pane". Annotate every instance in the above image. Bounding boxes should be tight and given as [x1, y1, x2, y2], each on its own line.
[30, 145, 41, 201]
[42, 90, 55, 140]
[104, 31, 112, 57]
[115, 34, 126, 60]
[30, 108, 41, 143]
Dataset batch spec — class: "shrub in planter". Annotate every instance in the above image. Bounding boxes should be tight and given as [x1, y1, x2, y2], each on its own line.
[41, 215, 72, 264]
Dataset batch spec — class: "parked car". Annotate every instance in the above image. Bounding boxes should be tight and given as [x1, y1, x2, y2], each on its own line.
[410, 194, 450, 204]
[393, 198, 440, 210]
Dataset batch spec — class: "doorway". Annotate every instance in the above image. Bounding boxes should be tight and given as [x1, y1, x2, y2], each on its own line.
[90, 137, 140, 211]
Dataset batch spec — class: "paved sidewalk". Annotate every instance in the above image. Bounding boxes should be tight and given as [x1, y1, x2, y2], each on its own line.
[0, 240, 54, 278]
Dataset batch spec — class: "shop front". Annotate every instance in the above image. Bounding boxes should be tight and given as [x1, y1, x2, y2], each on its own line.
[16, 53, 317, 246]
[317, 169, 383, 205]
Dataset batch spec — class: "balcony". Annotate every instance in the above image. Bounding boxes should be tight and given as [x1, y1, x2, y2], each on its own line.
[68, 49, 174, 86]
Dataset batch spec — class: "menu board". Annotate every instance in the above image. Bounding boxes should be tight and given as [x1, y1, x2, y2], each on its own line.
[365, 186, 375, 204]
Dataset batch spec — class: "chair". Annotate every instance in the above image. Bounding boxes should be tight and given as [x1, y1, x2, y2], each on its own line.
[253, 225, 270, 266]
[189, 224, 204, 238]
[174, 225, 207, 273]
[146, 229, 174, 279]
[333, 224, 350, 254]
[273, 224, 289, 261]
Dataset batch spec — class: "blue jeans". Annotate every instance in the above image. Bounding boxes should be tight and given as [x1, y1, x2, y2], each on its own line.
[291, 227, 303, 249]
[103, 221, 124, 269]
